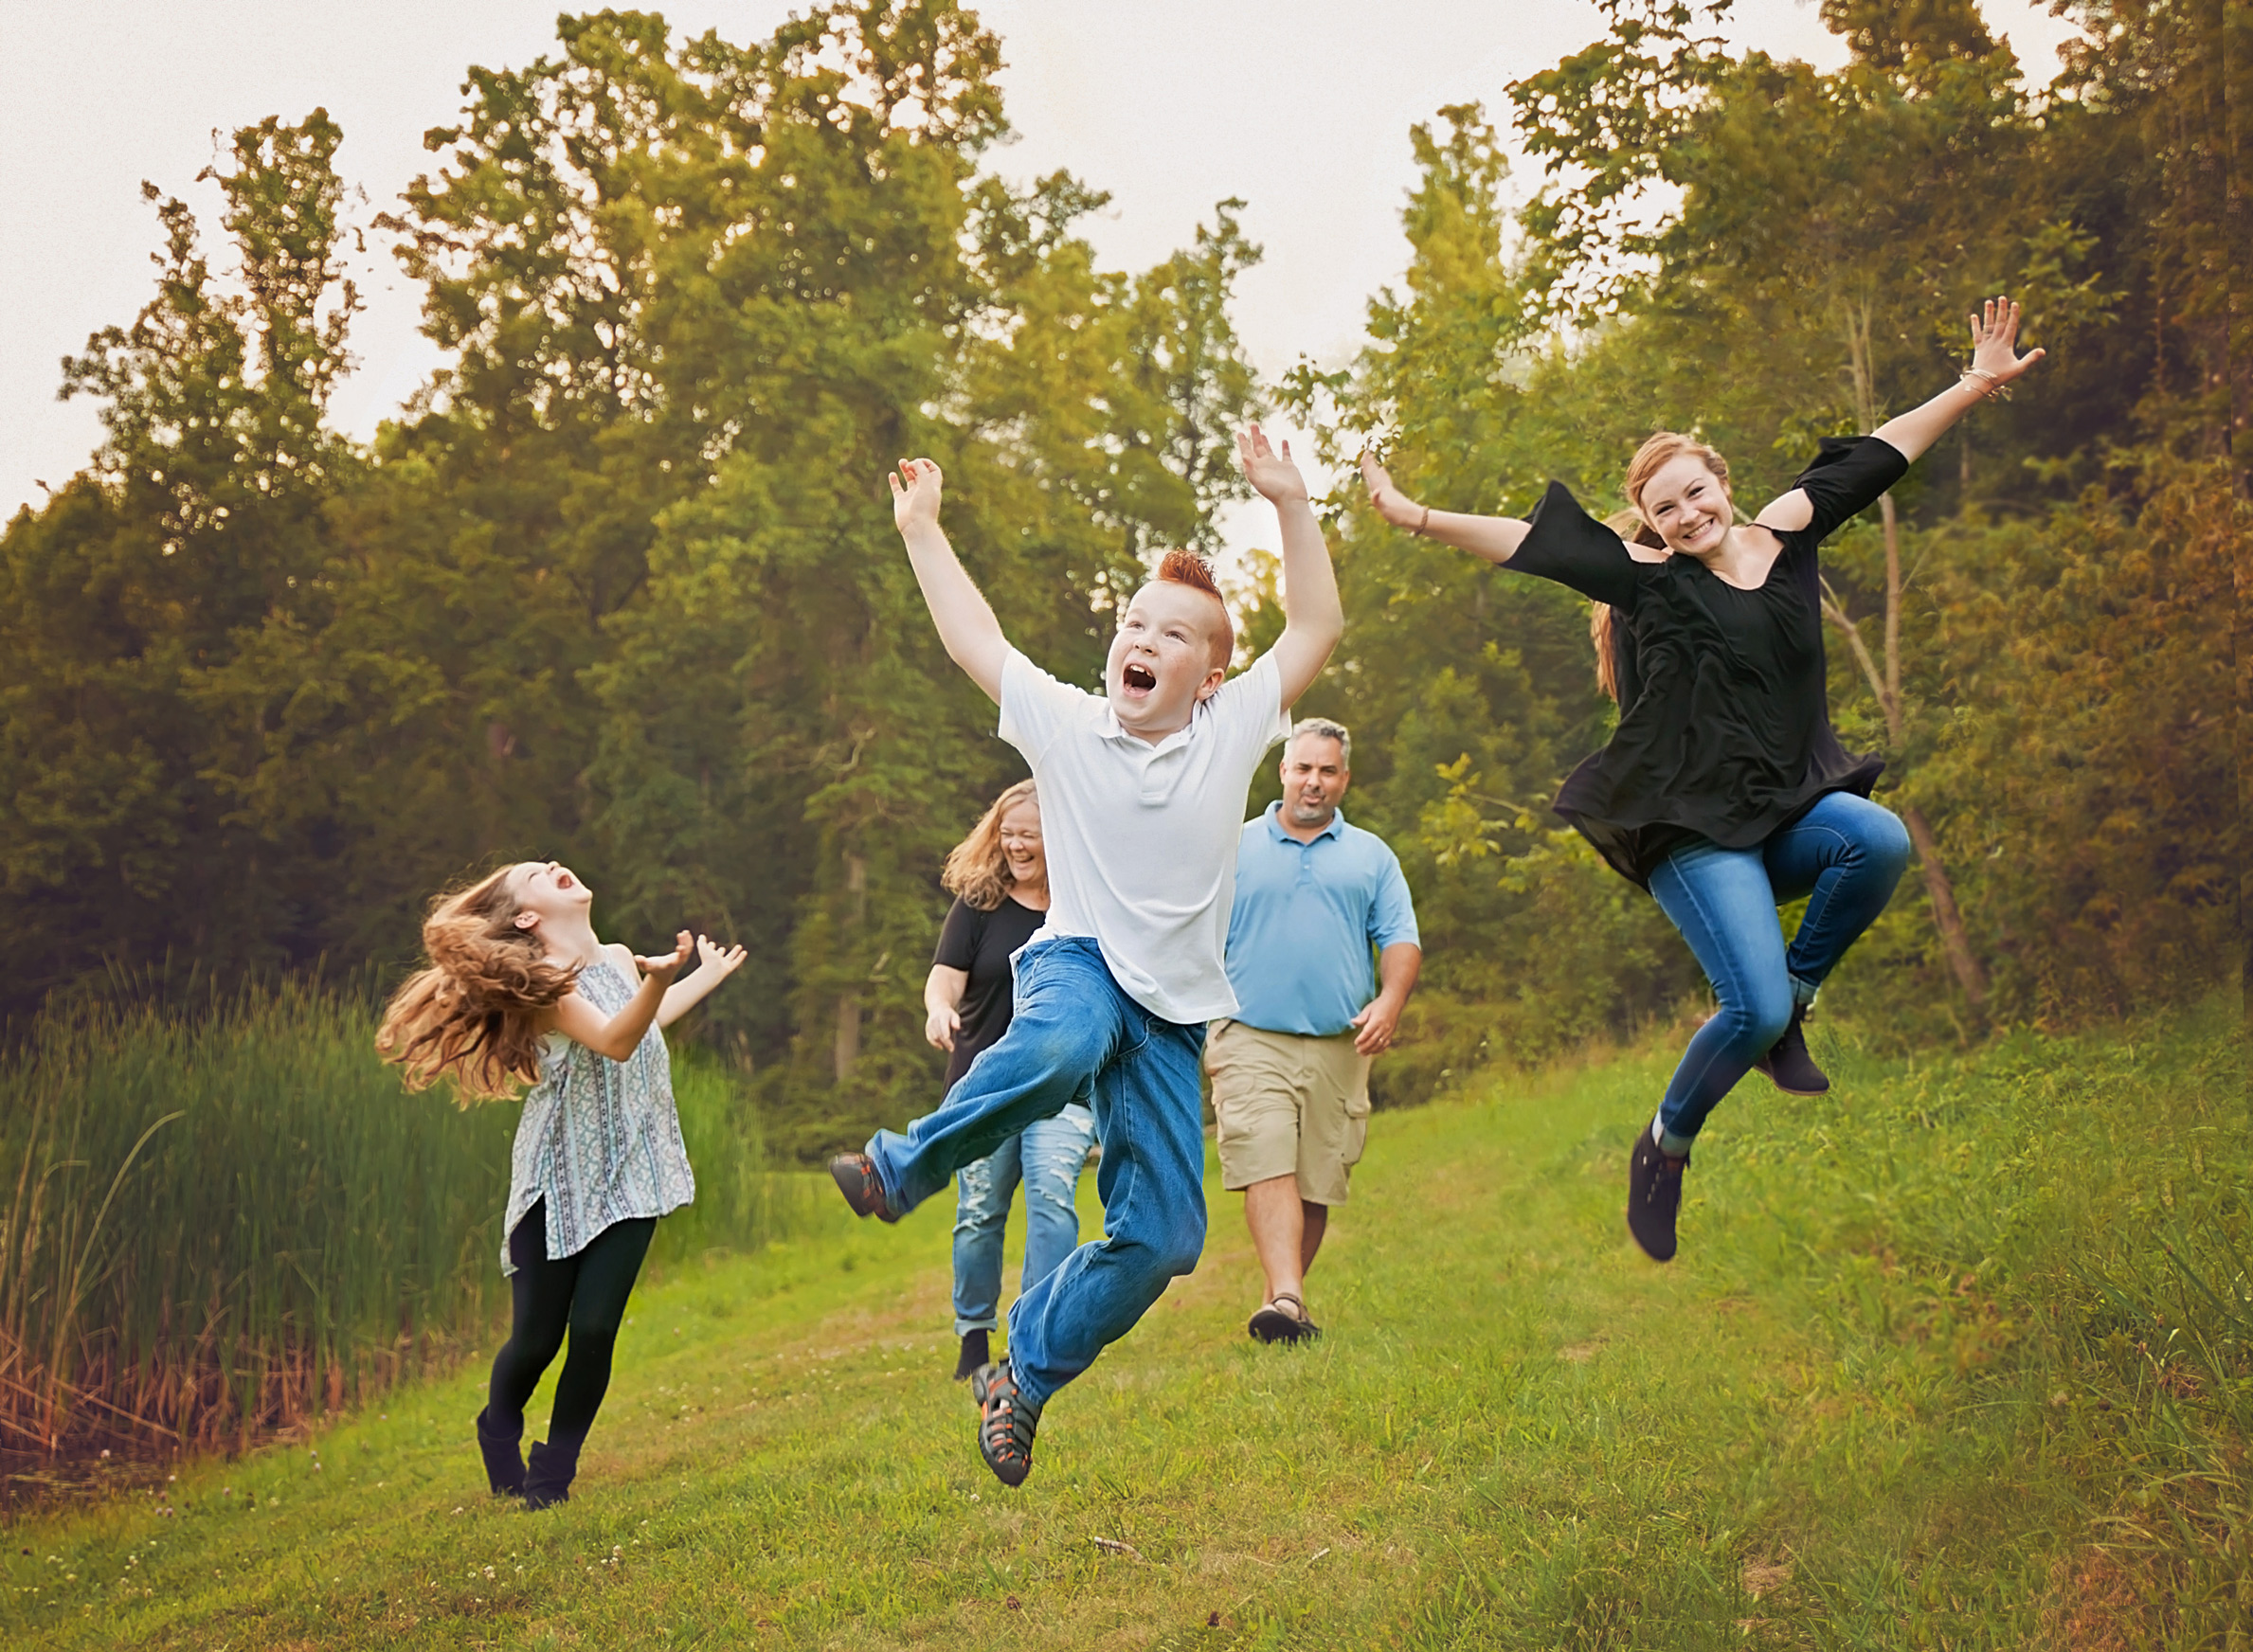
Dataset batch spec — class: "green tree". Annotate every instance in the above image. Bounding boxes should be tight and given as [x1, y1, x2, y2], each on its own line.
[0, 112, 361, 1016]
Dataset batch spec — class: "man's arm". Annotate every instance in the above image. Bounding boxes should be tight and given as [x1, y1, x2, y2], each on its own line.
[891, 458, 1008, 703]
[1350, 942, 1422, 1056]
[1237, 425, 1343, 709]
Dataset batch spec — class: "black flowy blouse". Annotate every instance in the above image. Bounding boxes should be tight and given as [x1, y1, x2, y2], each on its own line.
[1510, 435, 1910, 889]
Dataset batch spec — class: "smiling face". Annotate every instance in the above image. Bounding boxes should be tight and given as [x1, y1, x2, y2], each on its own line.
[507, 860, 594, 936]
[1106, 580, 1230, 739]
[1635, 452, 1735, 557]
[997, 798, 1046, 889]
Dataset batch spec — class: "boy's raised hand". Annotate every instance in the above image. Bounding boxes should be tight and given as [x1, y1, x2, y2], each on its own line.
[1237, 423, 1309, 507]
[890, 457, 945, 534]
[635, 929, 695, 985]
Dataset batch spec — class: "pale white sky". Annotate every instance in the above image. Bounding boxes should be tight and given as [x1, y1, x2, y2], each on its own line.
[1, 2, 2082, 557]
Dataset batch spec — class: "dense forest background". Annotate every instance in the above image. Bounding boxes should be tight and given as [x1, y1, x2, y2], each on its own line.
[2, 0, 2242, 1158]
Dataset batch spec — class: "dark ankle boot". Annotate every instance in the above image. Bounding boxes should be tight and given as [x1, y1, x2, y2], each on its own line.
[952, 1328, 991, 1381]
[476, 1407, 525, 1498]
[523, 1438, 581, 1511]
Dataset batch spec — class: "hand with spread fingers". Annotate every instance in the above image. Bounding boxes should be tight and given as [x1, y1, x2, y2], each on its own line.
[1966, 296, 2046, 395]
[1237, 422, 1310, 506]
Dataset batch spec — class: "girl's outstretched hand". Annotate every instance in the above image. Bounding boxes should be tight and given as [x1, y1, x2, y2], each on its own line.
[694, 934, 748, 981]
[636, 930, 694, 985]
[1237, 423, 1309, 505]
[889, 457, 945, 533]
[1969, 297, 2045, 387]
[1359, 449, 1424, 531]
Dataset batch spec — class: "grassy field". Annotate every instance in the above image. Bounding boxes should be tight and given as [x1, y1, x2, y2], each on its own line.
[2, 999, 2244, 1649]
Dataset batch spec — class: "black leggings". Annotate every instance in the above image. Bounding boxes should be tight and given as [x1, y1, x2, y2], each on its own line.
[487, 1201, 656, 1446]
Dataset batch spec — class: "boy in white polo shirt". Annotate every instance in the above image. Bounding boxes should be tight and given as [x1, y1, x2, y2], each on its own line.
[829, 425, 1343, 1487]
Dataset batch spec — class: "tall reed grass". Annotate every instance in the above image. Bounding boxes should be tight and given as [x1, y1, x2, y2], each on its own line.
[0, 981, 801, 1461]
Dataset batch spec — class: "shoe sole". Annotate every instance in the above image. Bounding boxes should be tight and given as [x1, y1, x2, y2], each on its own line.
[1754, 1066, 1830, 1098]
[970, 1364, 1034, 1488]
[827, 1157, 892, 1220]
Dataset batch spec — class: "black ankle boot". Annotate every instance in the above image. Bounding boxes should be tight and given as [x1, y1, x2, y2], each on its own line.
[952, 1328, 991, 1381]
[1753, 1004, 1829, 1095]
[476, 1407, 525, 1498]
[523, 1438, 581, 1511]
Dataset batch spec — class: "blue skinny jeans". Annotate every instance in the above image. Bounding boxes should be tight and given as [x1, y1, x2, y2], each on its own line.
[950, 1104, 1099, 1337]
[1646, 792, 1910, 1153]
[867, 937, 1207, 1410]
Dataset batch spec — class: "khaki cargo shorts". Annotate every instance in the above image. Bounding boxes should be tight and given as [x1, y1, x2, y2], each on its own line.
[1204, 1019, 1373, 1206]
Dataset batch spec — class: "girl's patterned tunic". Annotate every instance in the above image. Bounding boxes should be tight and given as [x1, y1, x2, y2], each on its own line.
[501, 955, 695, 1271]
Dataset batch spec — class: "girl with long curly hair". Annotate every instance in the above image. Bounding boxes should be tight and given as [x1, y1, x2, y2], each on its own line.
[924, 781, 1099, 1381]
[377, 860, 745, 1508]
[1361, 298, 2046, 1264]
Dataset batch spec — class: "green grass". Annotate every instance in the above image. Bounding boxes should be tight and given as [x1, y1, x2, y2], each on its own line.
[2, 1000, 2244, 1648]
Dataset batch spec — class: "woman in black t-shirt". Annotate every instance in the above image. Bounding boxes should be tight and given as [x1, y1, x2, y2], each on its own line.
[1361, 298, 2046, 1263]
[925, 781, 1098, 1381]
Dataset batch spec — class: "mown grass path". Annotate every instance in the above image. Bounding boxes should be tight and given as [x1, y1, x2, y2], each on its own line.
[5, 1005, 2244, 1649]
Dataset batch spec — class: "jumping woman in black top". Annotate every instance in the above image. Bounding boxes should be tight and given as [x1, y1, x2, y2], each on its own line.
[1360, 298, 2045, 1261]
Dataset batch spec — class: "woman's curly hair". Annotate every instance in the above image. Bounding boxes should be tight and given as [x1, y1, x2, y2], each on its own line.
[376, 864, 578, 1103]
[941, 780, 1038, 912]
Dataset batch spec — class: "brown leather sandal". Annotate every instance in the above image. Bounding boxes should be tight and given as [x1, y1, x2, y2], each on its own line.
[1248, 1292, 1321, 1344]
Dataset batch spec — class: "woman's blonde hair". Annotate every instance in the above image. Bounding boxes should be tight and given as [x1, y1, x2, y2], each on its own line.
[1588, 433, 1732, 702]
[942, 781, 1039, 912]
[376, 864, 577, 1103]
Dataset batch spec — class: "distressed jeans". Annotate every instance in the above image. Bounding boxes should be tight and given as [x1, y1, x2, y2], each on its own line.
[1646, 792, 1911, 1152]
[950, 1104, 1099, 1337]
[866, 937, 1208, 1410]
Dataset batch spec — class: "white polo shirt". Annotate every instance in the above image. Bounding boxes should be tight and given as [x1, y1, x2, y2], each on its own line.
[999, 646, 1289, 1024]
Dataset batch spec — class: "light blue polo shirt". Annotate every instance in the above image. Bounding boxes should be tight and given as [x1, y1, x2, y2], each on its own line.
[1223, 803, 1420, 1037]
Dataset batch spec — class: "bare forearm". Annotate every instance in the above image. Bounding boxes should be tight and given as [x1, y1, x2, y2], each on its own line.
[593, 978, 667, 1059]
[901, 523, 1008, 701]
[1376, 943, 1422, 1004]
[1419, 509, 1531, 565]
[1276, 497, 1343, 640]
[1871, 376, 1987, 465]
[924, 965, 966, 1017]
[656, 972, 719, 1030]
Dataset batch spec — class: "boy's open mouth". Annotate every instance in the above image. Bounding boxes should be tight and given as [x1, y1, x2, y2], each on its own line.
[1122, 663, 1157, 692]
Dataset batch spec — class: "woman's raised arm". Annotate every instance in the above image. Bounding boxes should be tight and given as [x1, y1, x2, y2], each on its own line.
[1360, 451, 1533, 565]
[1873, 296, 2046, 464]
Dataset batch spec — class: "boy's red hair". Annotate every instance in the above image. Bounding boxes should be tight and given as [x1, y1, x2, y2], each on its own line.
[1154, 549, 1234, 670]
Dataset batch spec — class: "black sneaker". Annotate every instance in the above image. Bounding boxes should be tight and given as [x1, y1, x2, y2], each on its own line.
[952, 1328, 990, 1381]
[828, 1152, 897, 1222]
[1753, 1005, 1829, 1096]
[1626, 1125, 1688, 1263]
[970, 1358, 1040, 1488]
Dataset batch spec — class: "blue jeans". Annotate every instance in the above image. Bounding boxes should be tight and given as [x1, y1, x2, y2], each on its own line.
[867, 937, 1208, 1410]
[951, 1104, 1099, 1337]
[1646, 792, 1910, 1152]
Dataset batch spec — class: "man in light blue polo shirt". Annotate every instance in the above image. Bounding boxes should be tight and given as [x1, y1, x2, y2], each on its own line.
[1206, 717, 1420, 1344]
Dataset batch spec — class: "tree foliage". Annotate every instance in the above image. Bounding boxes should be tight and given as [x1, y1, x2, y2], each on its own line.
[0, 0, 2234, 1137]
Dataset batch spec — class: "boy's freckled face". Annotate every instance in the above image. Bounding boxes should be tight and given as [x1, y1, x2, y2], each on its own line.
[1107, 583, 1227, 735]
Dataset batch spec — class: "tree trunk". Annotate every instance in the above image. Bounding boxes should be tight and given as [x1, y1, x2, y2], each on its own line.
[834, 853, 868, 1084]
[1835, 301, 1988, 1015]
[1900, 805, 1987, 1010]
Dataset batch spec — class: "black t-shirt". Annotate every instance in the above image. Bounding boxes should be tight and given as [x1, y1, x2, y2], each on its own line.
[1510, 435, 1908, 888]
[933, 895, 1048, 1089]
